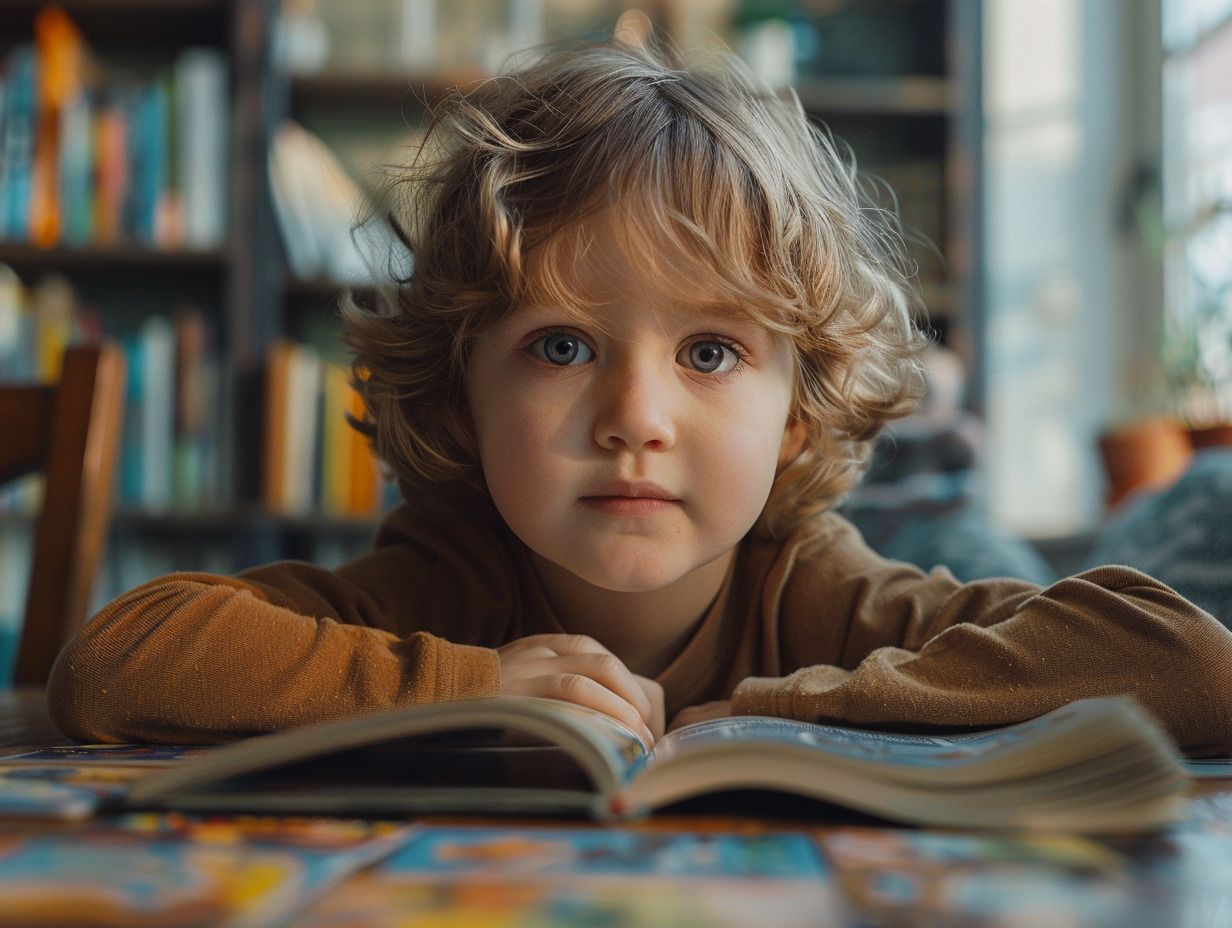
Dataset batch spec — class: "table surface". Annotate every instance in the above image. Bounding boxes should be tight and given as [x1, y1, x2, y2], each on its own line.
[4, 688, 1232, 927]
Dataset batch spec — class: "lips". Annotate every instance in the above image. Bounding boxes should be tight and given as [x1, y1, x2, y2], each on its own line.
[580, 480, 682, 517]
[583, 480, 678, 501]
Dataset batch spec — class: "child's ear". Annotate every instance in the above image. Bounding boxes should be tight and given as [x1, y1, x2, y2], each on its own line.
[613, 9, 652, 49]
[777, 416, 807, 473]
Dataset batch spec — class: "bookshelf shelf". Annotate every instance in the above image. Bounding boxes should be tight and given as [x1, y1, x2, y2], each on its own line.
[289, 68, 486, 112]
[1, 0, 227, 50]
[0, 244, 229, 274]
[795, 76, 959, 116]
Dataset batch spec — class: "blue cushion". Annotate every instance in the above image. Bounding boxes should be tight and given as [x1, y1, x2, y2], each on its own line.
[1084, 449, 1232, 627]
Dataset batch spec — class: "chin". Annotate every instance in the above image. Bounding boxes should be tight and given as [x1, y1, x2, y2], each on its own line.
[569, 559, 687, 594]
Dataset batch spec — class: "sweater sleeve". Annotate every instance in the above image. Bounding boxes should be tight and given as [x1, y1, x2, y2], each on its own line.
[731, 517, 1232, 757]
[46, 499, 514, 744]
[46, 573, 500, 744]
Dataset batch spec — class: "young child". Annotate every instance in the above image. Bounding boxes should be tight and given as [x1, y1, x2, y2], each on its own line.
[48, 36, 1232, 756]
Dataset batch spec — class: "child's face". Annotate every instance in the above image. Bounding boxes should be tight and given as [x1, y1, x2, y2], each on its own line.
[466, 218, 802, 594]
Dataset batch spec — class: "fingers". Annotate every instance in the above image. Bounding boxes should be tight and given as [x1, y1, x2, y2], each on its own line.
[633, 675, 665, 742]
[502, 638, 654, 723]
[535, 673, 657, 746]
[497, 635, 659, 745]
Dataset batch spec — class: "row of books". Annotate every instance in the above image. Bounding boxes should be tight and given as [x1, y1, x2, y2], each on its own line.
[119, 309, 225, 514]
[0, 262, 98, 384]
[0, 262, 381, 521]
[0, 263, 226, 514]
[0, 6, 229, 251]
[263, 337, 384, 519]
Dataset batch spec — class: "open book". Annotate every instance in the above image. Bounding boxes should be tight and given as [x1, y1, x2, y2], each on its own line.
[125, 696, 1190, 832]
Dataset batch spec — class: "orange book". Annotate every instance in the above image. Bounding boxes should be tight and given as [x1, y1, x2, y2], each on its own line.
[262, 339, 293, 511]
[31, 6, 89, 248]
[93, 101, 127, 245]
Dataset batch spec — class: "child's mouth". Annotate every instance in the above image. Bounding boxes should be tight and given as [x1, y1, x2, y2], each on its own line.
[580, 481, 682, 517]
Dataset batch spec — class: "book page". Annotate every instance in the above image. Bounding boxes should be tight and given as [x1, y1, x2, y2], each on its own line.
[651, 700, 1148, 770]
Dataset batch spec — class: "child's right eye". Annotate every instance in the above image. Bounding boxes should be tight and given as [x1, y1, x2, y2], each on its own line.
[529, 332, 595, 366]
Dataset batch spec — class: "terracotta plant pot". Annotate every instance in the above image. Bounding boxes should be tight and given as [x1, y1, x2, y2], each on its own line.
[1098, 418, 1193, 507]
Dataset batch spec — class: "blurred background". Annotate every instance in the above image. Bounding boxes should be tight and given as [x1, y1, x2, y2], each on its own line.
[0, 0, 1229, 670]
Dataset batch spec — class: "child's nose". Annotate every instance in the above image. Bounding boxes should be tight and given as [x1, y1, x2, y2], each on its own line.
[592, 361, 677, 452]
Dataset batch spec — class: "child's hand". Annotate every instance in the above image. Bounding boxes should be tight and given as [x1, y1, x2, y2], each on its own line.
[497, 634, 663, 746]
[667, 700, 732, 732]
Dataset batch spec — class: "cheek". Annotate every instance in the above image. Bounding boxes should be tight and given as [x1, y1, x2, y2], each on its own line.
[473, 390, 568, 510]
[706, 403, 794, 503]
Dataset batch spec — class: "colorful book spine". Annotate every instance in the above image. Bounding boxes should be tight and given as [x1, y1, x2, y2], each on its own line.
[172, 307, 220, 509]
[120, 315, 175, 512]
[0, 46, 37, 242]
[58, 90, 94, 246]
[176, 48, 229, 249]
[92, 91, 127, 246]
[125, 81, 166, 247]
[30, 5, 88, 248]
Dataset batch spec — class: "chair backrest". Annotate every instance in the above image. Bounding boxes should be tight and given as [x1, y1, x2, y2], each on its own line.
[0, 342, 126, 686]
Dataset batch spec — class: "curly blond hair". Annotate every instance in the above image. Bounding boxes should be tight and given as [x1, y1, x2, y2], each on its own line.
[344, 36, 928, 538]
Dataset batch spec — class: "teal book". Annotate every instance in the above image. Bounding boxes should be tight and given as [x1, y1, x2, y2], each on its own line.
[0, 46, 36, 241]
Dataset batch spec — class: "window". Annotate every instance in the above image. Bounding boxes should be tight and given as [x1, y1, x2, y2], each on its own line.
[1161, 1, 1232, 421]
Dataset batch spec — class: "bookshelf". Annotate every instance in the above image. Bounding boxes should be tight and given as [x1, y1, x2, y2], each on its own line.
[788, 0, 983, 367]
[0, 0, 984, 606]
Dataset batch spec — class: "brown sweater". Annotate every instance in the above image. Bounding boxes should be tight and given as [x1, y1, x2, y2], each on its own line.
[47, 488, 1232, 755]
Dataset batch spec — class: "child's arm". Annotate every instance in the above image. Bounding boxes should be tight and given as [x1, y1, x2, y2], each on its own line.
[46, 569, 501, 743]
[733, 515, 1232, 757]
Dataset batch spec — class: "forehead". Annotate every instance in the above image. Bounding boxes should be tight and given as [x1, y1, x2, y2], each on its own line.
[522, 209, 762, 326]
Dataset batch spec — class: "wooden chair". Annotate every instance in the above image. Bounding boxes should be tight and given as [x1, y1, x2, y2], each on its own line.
[1, 342, 126, 686]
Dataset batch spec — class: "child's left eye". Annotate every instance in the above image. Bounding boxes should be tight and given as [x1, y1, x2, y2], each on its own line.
[529, 332, 595, 366]
[679, 340, 740, 374]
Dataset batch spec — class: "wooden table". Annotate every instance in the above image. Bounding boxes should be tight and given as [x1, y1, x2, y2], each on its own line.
[0, 686, 67, 752]
[3, 689, 1232, 927]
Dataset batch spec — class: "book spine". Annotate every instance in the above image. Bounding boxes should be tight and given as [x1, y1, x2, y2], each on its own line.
[262, 339, 293, 512]
[347, 382, 380, 515]
[140, 314, 175, 512]
[0, 264, 25, 381]
[32, 274, 75, 382]
[58, 89, 94, 246]
[172, 307, 219, 509]
[176, 48, 229, 249]
[119, 329, 146, 506]
[267, 123, 318, 278]
[1, 47, 37, 242]
[320, 361, 351, 516]
[92, 93, 128, 246]
[283, 342, 323, 515]
[30, 6, 89, 248]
